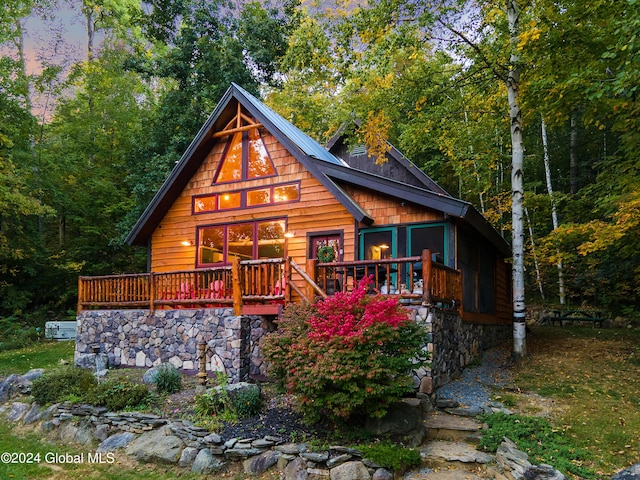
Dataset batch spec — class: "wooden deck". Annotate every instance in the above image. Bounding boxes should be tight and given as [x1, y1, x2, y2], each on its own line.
[77, 250, 462, 315]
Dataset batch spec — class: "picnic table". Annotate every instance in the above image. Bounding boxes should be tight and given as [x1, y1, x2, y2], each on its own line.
[541, 309, 604, 327]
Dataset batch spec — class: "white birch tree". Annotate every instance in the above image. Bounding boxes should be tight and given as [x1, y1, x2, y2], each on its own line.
[505, 0, 526, 358]
[541, 116, 566, 304]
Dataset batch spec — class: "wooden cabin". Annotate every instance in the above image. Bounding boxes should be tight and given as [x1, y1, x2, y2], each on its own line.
[79, 83, 511, 326]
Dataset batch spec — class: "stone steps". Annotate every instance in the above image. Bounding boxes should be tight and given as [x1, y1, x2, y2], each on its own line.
[403, 439, 494, 479]
[424, 411, 485, 444]
[402, 410, 495, 479]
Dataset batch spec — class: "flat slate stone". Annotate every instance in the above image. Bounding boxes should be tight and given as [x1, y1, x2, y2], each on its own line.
[224, 448, 262, 458]
[97, 432, 136, 452]
[7, 402, 30, 422]
[301, 451, 328, 462]
[425, 412, 483, 432]
[404, 467, 485, 480]
[420, 440, 492, 464]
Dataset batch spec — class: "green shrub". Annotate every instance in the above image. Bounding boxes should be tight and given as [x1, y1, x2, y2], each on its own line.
[358, 442, 421, 471]
[31, 366, 97, 405]
[89, 379, 151, 411]
[194, 390, 220, 418]
[479, 412, 596, 479]
[261, 278, 430, 425]
[154, 363, 182, 394]
[194, 389, 238, 429]
[0, 318, 41, 352]
[232, 388, 262, 418]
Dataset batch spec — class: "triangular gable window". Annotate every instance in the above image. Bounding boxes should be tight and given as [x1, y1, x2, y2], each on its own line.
[247, 129, 275, 179]
[216, 132, 244, 183]
[213, 106, 276, 184]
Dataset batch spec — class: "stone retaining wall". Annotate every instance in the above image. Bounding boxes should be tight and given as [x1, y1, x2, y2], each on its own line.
[407, 306, 511, 393]
[76, 306, 510, 388]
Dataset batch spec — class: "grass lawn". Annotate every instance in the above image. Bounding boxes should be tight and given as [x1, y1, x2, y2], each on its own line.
[0, 341, 75, 377]
[0, 420, 216, 480]
[513, 326, 640, 477]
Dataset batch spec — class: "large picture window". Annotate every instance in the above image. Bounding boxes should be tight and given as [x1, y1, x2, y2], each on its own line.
[197, 219, 286, 266]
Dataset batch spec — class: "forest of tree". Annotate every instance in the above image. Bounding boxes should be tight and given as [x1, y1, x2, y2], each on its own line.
[1, 0, 639, 330]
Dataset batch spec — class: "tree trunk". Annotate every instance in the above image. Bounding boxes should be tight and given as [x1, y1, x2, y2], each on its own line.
[541, 117, 566, 304]
[525, 207, 544, 299]
[507, 0, 526, 359]
[570, 111, 578, 195]
[86, 6, 95, 61]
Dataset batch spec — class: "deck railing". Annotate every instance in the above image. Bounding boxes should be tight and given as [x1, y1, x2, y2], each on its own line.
[313, 249, 462, 307]
[78, 258, 286, 315]
[77, 250, 461, 313]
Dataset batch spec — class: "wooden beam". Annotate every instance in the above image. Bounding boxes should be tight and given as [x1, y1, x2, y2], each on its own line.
[212, 123, 263, 138]
[242, 304, 282, 316]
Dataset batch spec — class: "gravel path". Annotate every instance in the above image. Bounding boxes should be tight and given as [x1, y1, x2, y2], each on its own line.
[435, 343, 515, 412]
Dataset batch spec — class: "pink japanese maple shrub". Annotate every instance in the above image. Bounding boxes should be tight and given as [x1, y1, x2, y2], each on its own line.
[261, 277, 430, 425]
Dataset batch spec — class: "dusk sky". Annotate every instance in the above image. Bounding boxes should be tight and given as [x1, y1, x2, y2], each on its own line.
[20, 4, 94, 118]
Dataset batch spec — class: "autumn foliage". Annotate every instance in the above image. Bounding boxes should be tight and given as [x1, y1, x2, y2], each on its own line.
[261, 278, 429, 425]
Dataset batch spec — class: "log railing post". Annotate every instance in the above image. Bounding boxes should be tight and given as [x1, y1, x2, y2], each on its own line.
[422, 249, 432, 305]
[231, 257, 243, 316]
[285, 257, 291, 304]
[77, 277, 83, 314]
[149, 272, 155, 314]
[306, 258, 318, 300]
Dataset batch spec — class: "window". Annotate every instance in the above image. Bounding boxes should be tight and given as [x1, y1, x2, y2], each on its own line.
[360, 228, 395, 260]
[194, 195, 217, 214]
[216, 132, 243, 182]
[247, 183, 299, 207]
[247, 188, 270, 206]
[458, 233, 496, 314]
[218, 192, 241, 210]
[214, 128, 276, 184]
[247, 129, 275, 178]
[199, 226, 224, 264]
[197, 219, 286, 266]
[192, 183, 300, 214]
[274, 184, 299, 203]
[408, 224, 446, 264]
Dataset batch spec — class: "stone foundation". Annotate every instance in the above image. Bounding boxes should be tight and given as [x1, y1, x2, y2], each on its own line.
[75, 308, 267, 383]
[76, 306, 510, 388]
